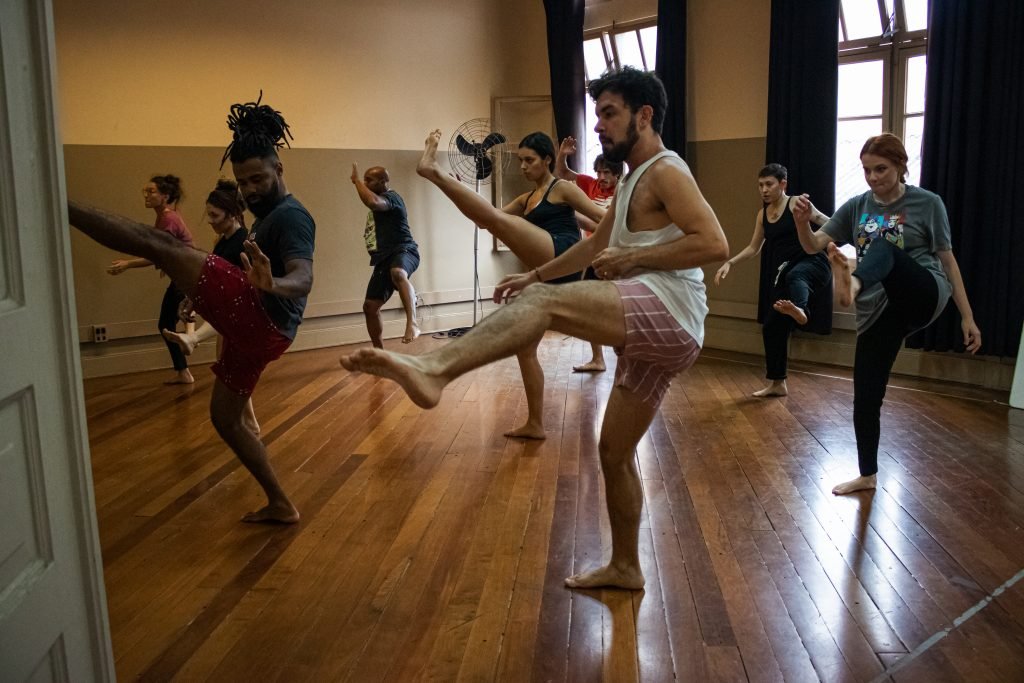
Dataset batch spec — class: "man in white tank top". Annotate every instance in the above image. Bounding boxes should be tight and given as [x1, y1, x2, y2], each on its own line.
[341, 68, 728, 591]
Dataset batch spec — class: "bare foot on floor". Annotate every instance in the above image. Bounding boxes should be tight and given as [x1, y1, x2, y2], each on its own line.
[241, 504, 300, 524]
[164, 369, 194, 385]
[832, 474, 877, 495]
[828, 242, 857, 307]
[402, 322, 421, 344]
[752, 381, 788, 397]
[339, 348, 445, 409]
[565, 564, 645, 590]
[773, 299, 808, 325]
[416, 129, 444, 180]
[572, 361, 606, 373]
[162, 328, 198, 356]
[504, 422, 546, 440]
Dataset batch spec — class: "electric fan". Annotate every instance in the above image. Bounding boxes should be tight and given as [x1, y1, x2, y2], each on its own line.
[446, 119, 512, 326]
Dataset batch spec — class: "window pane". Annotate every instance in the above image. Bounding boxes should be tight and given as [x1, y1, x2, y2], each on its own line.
[903, 114, 924, 186]
[905, 54, 926, 114]
[838, 60, 884, 117]
[904, 0, 928, 31]
[583, 37, 608, 80]
[841, 0, 883, 40]
[639, 26, 658, 71]
[614, 30, 645, 70]
[836, 118, 883, 206]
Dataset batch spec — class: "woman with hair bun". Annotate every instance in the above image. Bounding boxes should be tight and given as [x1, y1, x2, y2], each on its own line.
[108, 174, 196, 384]
[163, 179, 260, 432]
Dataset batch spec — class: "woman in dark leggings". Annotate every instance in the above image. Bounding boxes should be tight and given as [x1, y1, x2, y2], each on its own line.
[715, 163, 833, 397]
[416, 129, 605, 439]
[793, 133, 981, 494]
[108, 174, 196, 384]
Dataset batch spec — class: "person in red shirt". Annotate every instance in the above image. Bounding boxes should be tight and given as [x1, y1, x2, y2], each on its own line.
[108, 174, 196, 384]
[555, 136, 624, 372]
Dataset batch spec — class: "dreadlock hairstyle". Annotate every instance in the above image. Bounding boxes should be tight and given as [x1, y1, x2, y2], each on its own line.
[220, 91, 293, 169]
[206, 179, 247, 229]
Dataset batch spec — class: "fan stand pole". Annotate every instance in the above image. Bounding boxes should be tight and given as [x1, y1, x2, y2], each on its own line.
[473, 177, 482, 325]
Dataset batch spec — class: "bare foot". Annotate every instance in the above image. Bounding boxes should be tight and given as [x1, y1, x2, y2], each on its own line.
[832, 474, 877, 495]
[564, 564, 645, 590]
[416, 129, 444, 180]
[339, 348, 445, 409]
[773, 299, 808, 325]
[402, 322, 421, 344]
[162, 328, 198, 356]
[572, 361, 606, 373]
[752, 380, 788, 397]
[828, 242, 857, 307]
[503, 422, 546, 440]
[241, 503, 300, 524]
[164, 369, 195, 385]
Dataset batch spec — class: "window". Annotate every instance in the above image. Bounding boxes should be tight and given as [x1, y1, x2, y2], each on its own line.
[836, 0, 928, 207]
[582, 21, 658, 172]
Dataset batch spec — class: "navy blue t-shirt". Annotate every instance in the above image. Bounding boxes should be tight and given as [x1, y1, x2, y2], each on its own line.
[251, 195, 316, 339]
[370, 189, 418, 266]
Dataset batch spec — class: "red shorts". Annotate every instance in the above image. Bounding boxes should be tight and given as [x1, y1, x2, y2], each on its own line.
[191, 254, 292, 396]
[611, 280, 701, 407]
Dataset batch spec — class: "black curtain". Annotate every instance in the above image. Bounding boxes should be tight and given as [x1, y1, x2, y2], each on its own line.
[543, 0, 586, 169]
[655, 0, 686, 156]
[765, 0, 839, 214]
[906, 0, 1024, 357]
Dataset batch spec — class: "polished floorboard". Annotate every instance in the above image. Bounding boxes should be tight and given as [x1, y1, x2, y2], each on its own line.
[83, 333, 1024, 682]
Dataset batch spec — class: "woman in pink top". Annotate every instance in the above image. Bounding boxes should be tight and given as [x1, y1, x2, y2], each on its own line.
[108, 174, 196, 384]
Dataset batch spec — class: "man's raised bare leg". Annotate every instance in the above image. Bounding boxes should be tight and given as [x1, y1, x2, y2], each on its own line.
[210, 380, 298, 523]
[340, 282, 626, 409]
[565, 385, 658, 590]
[505, 340, 546, 439]
[67, 201, 205, 294]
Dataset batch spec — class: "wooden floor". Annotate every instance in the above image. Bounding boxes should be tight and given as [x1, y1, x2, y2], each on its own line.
[83, 333, 1024, 682]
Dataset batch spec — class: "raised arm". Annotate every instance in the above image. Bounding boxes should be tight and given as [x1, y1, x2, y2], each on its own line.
[240, 241, 314, 299]
[555, 136, 580, 182]
[715, 210, 765, 285]
[792, 194, 834, 253]
[936, 249, 982, 353]
[350, 163, 390, 212]
[551, 180, 605, 224]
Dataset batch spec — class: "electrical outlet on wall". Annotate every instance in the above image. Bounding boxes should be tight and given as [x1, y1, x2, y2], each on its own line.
[93, 325, 108, 342]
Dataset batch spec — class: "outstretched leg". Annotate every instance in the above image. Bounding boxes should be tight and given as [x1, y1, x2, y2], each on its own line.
[564, 385, 659, 590]
[209, 380, 298, 523]
[505, 339, 546, 439]
[68, 201, 206, 295]
[340, 281, 627, 408]
[416, 130, 555, 267]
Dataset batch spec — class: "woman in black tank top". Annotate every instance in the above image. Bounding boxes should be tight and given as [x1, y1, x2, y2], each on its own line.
[416, 130, 607, 439]
[714, 164, 833, 397]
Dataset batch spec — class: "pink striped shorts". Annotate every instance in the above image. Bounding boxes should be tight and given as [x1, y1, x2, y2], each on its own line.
[611, 279, 701, 407]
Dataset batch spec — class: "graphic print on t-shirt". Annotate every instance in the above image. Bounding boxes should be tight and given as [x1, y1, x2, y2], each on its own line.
[363, 210, 377, 254]
[856, 210, 904, 259]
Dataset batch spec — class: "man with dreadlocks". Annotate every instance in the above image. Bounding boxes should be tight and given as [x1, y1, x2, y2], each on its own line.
[68, 95, 314, 524]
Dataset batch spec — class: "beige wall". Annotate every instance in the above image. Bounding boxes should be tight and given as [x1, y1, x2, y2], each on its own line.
[56, 0, 551, 376]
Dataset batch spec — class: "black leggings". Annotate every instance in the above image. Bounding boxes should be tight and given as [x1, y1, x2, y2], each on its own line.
[852, 239, 939, 476]
[159, 283, 189, 371]
[762, 256, 831, 380]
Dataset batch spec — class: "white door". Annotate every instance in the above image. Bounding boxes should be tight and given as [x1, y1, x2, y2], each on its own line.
[0, 1, 114, 681]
